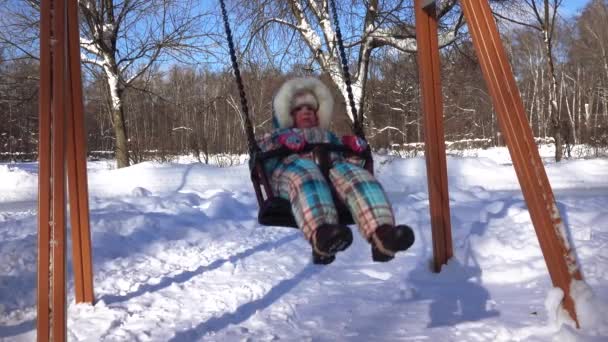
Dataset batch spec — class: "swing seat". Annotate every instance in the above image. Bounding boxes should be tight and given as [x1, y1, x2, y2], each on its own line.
[258, 197, 297, 227]
[252, 143, 372, 228]
[258, 196, 356, 228]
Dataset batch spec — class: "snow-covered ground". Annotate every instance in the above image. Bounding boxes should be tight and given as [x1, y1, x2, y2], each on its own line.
[1, 146, 607, 341]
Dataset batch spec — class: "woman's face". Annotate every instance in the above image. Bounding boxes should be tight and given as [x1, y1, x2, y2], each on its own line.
[291, 96, 319, 129]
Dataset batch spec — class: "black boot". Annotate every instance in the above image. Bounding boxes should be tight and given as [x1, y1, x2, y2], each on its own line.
[311, 224, 353, 265]
[370, 224, 415, 262]
[312, 252, 336, 265]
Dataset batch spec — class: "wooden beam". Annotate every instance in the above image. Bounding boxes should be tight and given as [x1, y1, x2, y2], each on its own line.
[66, 0, 95, 304]
[38, 1, 95, 340]
[414, 0, 454, 272]
[37, 0, 52, 339]
[460, 0, 582, 326]
[51, 0, 67, 340]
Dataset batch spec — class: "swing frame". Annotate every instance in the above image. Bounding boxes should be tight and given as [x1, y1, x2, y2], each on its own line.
[35, 1, 585, 339]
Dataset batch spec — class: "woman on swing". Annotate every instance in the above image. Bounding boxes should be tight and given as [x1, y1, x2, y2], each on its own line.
[258, 77, 414, 264]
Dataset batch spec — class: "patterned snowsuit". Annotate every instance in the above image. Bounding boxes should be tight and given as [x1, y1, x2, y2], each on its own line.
[258, 127, 395, 241]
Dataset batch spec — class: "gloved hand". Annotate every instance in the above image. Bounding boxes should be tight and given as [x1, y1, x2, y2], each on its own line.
[278, 131, 307, 151]
[341, 135, 368, 153]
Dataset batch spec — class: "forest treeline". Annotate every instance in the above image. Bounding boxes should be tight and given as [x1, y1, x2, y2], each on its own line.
[1, 0, 607, 164]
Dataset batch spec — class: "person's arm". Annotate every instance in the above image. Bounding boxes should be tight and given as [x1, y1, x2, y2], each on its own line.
[341, 134, 368, 153]
[257, 128, 291, 152]
[254, 129, 290, 177]
[258, 128, 308, 153]
[336, 132, 368, 168]
[256, 132, 279, 153]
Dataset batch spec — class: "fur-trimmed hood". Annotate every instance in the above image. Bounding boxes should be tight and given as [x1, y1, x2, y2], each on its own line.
[272, 77, 334, 129]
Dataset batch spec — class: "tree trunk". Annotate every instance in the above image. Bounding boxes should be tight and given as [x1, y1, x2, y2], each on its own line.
[542, 2, 562, 162]
[111, 102, 130, 168]
[103, 56, 130, 168]
[540, 69, 546, 138]
[549, 80, 563, 161]
[108, 82, 129, 168]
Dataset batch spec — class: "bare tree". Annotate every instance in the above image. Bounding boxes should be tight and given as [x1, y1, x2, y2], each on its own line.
[574, 0, 608, 82]
[77, 0, 214, 167]
[569, 0, 608, 151]
[494, 0, 566, 161]
[0, 1, 39, 61]
[238, 0, 463, 128]
[0, 0, 215, 167]
[0, 43, 39, 161]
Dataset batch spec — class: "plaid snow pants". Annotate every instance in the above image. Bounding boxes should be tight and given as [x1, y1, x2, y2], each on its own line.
[272, 157, 395, 241]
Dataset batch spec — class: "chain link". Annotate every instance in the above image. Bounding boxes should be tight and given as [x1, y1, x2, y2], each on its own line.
[329, 0, 365, 139]
[219, 0, 260, 154]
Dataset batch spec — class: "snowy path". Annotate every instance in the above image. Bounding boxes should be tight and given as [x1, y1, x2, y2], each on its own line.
[1, 152, 607, 341]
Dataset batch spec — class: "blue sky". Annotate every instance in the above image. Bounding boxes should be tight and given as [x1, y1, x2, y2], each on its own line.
[561, 0, 590, 17]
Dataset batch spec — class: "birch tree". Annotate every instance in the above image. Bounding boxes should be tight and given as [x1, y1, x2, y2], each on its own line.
[1, 0, 213, 168]
[240, 0, 463, 128]
[77, 0, 212, 168]
[570, 0, 608, 147]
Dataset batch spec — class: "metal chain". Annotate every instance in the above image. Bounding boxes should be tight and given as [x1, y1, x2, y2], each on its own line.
[328, 0, 365, 139]
[219, 0, 260, 153]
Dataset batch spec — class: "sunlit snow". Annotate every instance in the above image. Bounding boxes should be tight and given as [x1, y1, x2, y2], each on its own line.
[1, 146, 606, 341]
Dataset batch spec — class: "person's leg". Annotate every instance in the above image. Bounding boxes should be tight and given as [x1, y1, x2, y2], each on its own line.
[329, 162, 394, 238]
[273, 158, 337, 239]
[273, 158, 352, 261]
[330, 162, 414, 261]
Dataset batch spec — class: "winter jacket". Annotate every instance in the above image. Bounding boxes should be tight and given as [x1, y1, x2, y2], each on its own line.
[256, 127, 344, 176]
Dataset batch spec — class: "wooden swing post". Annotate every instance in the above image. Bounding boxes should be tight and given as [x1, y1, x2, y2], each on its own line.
[414, 0, 454, 273]
[38, 0, 95, 341]
[414, 0, 583, 327]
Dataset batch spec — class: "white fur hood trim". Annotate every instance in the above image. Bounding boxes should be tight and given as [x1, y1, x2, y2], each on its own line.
[273, 77, 334, 129]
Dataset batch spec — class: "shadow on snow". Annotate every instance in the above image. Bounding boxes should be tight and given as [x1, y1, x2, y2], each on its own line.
[99, 233, 300, 305]
[169, 264, 322, 341]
